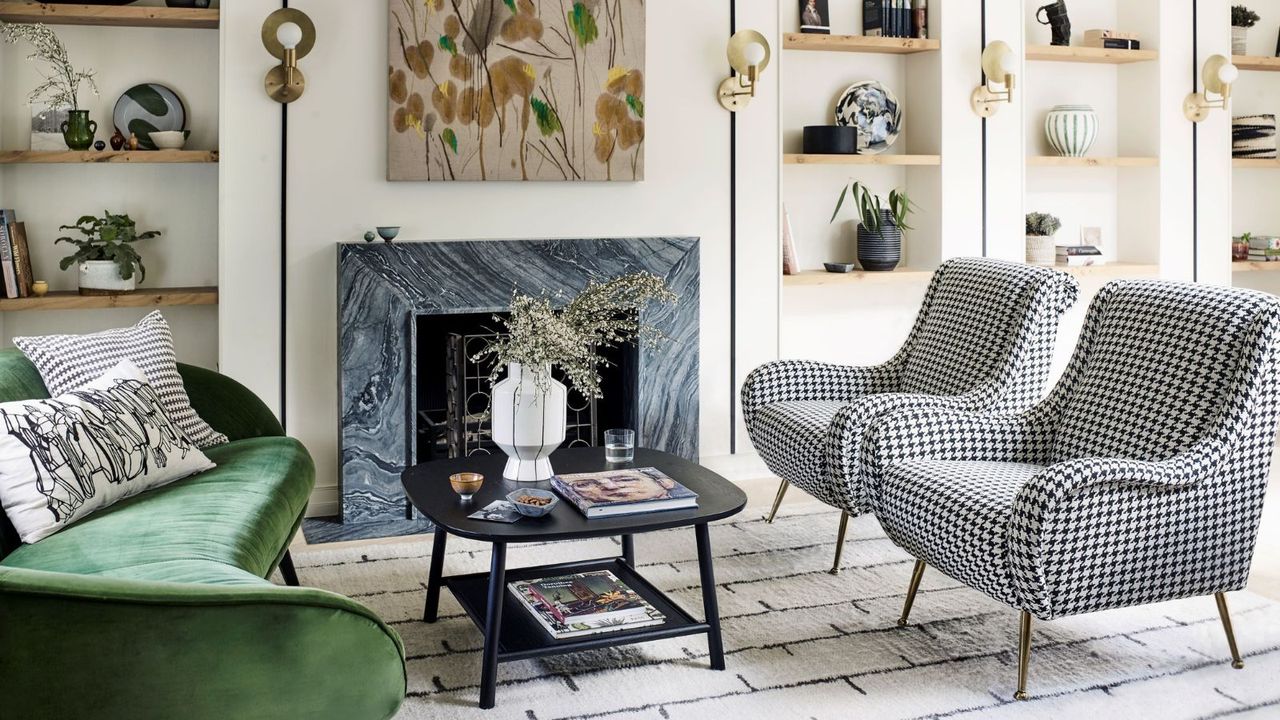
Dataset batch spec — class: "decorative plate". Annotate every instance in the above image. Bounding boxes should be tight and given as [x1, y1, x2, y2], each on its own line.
[834, 81, 902, 155]
[113, 84, 187, 151]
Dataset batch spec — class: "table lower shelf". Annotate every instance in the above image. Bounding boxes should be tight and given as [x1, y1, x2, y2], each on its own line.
[444, 557, 707, 662]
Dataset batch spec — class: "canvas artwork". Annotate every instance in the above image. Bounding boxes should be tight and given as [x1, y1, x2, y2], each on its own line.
[388, 0, 645, 182]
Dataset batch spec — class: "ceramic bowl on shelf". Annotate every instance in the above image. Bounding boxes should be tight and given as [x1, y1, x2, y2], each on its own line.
[824, 262, 856, 273]
[376, 226, 401, 242]
[148, 131, 189, 150]
[506, 489, 559, 518]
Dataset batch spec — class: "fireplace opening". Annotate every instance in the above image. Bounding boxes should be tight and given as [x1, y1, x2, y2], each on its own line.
[414, 312, 639, 463]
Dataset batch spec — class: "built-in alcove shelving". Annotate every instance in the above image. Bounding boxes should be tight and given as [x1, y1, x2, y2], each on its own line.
[0, 150, 218, 164]
[783, 153, 940, 166]
[0, 2, 219, 29]
[1233, 55, 1280, 72]
[1229, 2, 1280, 290]
[0, 287, 217, 312]
[1027, 156, 1158, 168]
[781, 262, 1159, 288]
[1026, 44, 1157, 64]
[783, 33, 939, 54]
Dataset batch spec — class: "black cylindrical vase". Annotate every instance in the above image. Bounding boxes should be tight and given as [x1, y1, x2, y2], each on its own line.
[857, 210, 902, 271]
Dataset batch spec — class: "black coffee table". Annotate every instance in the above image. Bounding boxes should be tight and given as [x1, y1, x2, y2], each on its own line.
[402, 447, 748, 709]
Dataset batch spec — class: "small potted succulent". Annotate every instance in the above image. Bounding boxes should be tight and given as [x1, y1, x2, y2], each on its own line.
[57, 211, 161, 295]
[830, 181, 917, 271]
[1026, 212, 1062, 266]
[1232, 5, 1260, 55]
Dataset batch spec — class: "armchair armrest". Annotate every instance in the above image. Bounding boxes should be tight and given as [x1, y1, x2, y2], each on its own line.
[740, 359, 900, 427]
[0, 565, 406, 720]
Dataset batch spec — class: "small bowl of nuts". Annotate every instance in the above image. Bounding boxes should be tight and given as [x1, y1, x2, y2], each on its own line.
[506, 488, 559, 518]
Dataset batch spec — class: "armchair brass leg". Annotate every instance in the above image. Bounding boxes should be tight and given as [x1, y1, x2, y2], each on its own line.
[896, 559, 927, 626]
[1215, 592, 1245, 669]
[764, 480, 790, 523]
[828, 511, 851, 575]
[1015, 610, 1032, 701]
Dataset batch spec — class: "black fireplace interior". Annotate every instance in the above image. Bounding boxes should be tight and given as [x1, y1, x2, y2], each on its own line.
[414, 312, 639, 463]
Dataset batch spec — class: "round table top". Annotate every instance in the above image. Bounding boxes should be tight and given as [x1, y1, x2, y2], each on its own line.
[401, 447, 748, 543]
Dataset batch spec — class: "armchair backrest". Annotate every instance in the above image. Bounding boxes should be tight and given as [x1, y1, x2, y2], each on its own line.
[896, 258, 1079, 412]
[1049, 280, 1280, 463]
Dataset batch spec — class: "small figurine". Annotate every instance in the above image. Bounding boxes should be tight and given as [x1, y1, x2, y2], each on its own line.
[128, 132, 139, 151]
[94, 140, 106, 152]
[110, 129, 126, 151]
[364, 231, 376, 243]
[1036, 0, 1071, 46]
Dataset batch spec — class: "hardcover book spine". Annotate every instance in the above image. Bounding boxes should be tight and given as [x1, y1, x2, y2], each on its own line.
[913, 0, 927, 39]
[883, 0, 891, 36]
[0, 213, 16, 300]
[862, 0, 881, 37]
[10, 222, 33, 298]
[549, 476, 595, 517]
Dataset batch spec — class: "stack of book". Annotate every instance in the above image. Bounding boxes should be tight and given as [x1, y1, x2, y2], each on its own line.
[1082, 29, 1142, 51]
[1056, 245, 1103, 267]
[863, 0, 927, 39]
[551, 467, 698, 519]
[509, 570, 665, 639]
[1247, 235, 1280, 262]
[0, 210, 34, 299]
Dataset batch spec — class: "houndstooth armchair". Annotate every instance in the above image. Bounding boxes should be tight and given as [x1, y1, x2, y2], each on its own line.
[741, 258, 1079, 573]
[864, 279, 1280, 700]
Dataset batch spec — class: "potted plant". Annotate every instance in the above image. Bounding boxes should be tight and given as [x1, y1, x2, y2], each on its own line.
[0, 22, 99, 150]
[1234, 232, 1252, 262]
[830, 181, 916, 271]
[1232, 5, 1260, 55]
[56, 211, 161, 295]
[474, 273, 677, 482]
[1026, 212, 1062, 266]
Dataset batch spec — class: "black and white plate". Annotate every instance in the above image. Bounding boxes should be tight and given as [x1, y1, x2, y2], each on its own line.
[114, 84, 187, 151]
[834, 80, 901, 155]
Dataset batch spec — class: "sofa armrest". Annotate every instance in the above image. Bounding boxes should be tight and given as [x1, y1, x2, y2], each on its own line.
[0, 565, 406, 720]
[178, 363, 284, 441]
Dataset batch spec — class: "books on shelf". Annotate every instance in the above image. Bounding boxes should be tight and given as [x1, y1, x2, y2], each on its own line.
[509, 569, 665, 639]
[0, 210, 33, 299]
[864, 0, 925, 39]
[1056, 245, 1103, 267]
[551, 467, 698, 519]
[1248, 235, 1280, 250]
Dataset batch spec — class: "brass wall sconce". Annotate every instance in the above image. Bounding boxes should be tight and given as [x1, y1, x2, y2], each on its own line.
[262, 8, 316, 104]
[971, 41, 1017, 118]
[1184, 54, 1239, 122]
[718, 30, 771, 112]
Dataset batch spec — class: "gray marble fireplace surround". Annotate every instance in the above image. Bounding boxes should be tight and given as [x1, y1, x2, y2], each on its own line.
[337, 237, 700, 531]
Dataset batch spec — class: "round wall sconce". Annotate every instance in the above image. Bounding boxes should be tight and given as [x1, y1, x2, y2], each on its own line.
[1184, 54, 1239, 122]
[718, 29, 771, 112]
[971, 41, 1017, 118]
[262, 8, 316, 104]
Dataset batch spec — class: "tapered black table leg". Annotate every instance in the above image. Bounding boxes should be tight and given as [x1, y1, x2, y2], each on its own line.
[423, 528, 449, 622]
[479, 541, 507, 709]
[695, 523, 725, 670]
[278, 550, 300, 587]
[621, 534, 636, 566]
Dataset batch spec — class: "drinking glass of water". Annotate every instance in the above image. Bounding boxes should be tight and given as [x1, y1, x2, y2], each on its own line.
[604, 429, 636, 463]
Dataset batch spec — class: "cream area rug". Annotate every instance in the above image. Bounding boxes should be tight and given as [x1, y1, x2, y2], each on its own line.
[290, 507, 1280, 720]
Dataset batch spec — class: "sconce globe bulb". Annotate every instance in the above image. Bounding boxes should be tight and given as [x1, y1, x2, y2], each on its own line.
[743, 42, 767, 67]
[1218, 63, 1240, 85]
[277, 21, 304, 50]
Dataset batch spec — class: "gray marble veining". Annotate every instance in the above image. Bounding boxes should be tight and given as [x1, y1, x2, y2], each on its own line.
[338, 238, 700, 526]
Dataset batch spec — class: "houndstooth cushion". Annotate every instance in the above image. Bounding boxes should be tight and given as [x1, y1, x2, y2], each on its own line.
[750, 401, 846, 506]
[742, 258, 1078, 515]
[876, 460, 1046, 608]
[864, 280, 1280, 620]
[14, 311, 228, 448]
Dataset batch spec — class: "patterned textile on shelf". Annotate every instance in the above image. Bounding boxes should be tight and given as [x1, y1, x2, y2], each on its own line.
[741, 258, 1079, 513]
[863, 280, 1280, 620]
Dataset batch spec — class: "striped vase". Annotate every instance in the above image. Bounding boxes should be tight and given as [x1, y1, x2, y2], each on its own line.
[857, 210, 903, 272]
[1045, 105, 1098, 157]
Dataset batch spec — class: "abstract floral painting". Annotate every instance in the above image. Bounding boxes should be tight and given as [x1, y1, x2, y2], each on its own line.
[388, 0, 645, 182]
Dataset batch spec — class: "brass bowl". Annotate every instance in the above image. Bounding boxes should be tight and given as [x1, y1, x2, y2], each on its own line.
[449, 472, 484, 500]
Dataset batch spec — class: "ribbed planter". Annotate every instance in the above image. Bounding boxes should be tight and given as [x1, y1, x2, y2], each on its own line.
[857, 210, 902, 272]
[1232, 26, 1248, 55]
[490, 362, 567, 482]
[1026, 235, 1056, 266]
[1045, 105, 1098, 157]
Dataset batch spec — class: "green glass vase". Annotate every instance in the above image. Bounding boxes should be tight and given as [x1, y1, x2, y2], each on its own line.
[61, 110, 98, 151]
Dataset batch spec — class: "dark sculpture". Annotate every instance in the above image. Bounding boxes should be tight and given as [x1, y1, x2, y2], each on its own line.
[1036, 0, 1072, 46]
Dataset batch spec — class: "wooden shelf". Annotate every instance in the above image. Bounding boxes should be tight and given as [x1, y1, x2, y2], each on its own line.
[783, 263, 1158, 287]
[0, 150, 218, 165]
[1232, 261, 1280, 273]
[1233, 158, 1280, 169]
[1028, 156, 1158, 168]
[0, 287, 218, 312]
[0, 2, 218, 29]
[784, 153, 941, 167]
[1026, 44, 1157, 64]
[1060, 262, 1160, 279]
[783, 33, 939, 54]
[1233, 55, 1280, 72]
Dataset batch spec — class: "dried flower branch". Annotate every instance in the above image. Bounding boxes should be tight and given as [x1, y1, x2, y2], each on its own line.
[0, 22, 98, 110]
[474, 272, 678, 399]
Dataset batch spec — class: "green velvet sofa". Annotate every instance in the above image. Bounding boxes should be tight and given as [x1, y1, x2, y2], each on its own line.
[0, 349, 406, 720]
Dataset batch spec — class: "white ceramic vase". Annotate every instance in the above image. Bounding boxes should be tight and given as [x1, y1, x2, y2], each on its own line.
[78, 260, 136, 295]
[1026, 235, 1056, 266]
[489, 362, 567, 482]
[1232, 26, 1248, 55]
[1044, 104, 1098, 157]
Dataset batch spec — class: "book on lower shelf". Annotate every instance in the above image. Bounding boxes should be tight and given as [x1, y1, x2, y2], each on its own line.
[551, 467, 698, 519]
[1056, 245, 1103, 267]
[508, 569, 665, 640]
[0, 210, 33, 299]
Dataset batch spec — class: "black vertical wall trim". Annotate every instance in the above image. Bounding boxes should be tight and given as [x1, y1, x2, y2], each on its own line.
[280, 0, 289, 429]
[981, 1, 988, 254]
[728, 1, 738, 454]
[1192, 0, 1200, 282]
